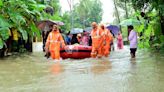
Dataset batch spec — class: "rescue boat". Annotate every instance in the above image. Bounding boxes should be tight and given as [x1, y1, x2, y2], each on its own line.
[60, 45, 91, 59]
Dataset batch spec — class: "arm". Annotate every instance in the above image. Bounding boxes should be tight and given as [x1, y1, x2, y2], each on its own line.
[97, 29, 105, 49]
[45, 33, 50, 52]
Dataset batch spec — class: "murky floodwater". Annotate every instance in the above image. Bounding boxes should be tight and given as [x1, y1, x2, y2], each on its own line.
[0, 46, 164, 92]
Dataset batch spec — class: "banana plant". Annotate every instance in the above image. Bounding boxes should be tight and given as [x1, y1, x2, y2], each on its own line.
[0, 0, 46, 48]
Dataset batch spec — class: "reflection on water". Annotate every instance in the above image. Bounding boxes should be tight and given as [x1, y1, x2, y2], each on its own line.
[50, 62, 65, 75]
[0, 47, 164, 92]
[91, 60, 112, 74]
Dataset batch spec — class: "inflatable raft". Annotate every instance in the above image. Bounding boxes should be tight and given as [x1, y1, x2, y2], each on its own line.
[60, 45, 91, 59]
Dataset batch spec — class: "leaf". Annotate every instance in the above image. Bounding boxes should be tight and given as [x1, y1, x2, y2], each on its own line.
[29, 4, 46, 11]
[138, 41, 144, 48]
[0, 0, 3, 7]
[144, 25, 152, 37]
[0, 15, 11, 28]
[27, 0, 36, 4]
[0, 38, 4, 49]
[9, 13, 26, 25]
[147, 12, 157, 17]
[144, 40, 150, 48]
[31, 10, 41, 17]
[0, 27, 10, 40]
[30, 22, 41, 39]
[37, 4, 46, 11]
[136, 24, 144, 32]
[18, 28, 28, 41]
[154, 24, 162, 36]
[160, 35, 164, 43]
[26, 28, 33, 37]
[49, 13, 62, 21]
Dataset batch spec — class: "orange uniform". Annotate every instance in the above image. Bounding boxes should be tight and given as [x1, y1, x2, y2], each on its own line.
[102, 29, 113, 57]
[91, 28, 103, 58]
[46, 31, 65, 60]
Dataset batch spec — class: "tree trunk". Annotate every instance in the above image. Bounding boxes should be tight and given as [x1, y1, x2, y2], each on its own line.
[113, 0, 122, 33]
[113, 0, 120, 23]
[125, 0, 128, 18]
[159, 11, 164, 35]
[160, 17, 164, 35]
[67, 0, 74, 29]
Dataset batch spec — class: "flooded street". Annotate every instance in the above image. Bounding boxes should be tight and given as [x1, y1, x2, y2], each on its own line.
[0, 46, 164, 92]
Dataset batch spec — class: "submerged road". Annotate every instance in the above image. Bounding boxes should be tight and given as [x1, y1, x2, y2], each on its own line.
[0, 46, 164, 92]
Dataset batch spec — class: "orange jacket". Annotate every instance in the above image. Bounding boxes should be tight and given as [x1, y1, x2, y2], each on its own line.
[91, 28, 103, 49]
[101, 29, 113, 56]
[46, 31, 65, 52]
[104, 29, 113, 44]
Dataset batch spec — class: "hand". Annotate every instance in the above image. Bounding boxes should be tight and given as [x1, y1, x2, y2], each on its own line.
[45, 47, 48, 53]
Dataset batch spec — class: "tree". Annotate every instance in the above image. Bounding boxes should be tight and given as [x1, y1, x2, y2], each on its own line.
[61, 12, 71, 32]
[130, 0, 164, 49]
[0, 0, 45, 50]
[74, 0, 103, 28]
[131, 0, 164, 35]
[115, 0, 164, 49]
[40, 0, 62, 20]
[61, 0, 103, 32]
[113, 0, 121, 24]
[0, 0, 44, 39]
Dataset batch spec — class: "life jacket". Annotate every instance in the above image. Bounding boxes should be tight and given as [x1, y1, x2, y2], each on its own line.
[46, 31, 63, 52]
[91, 29, 100, 39]
[47, 32, 60, 43]
[100, 29, 108, 46]
[91, 29, 103, 48]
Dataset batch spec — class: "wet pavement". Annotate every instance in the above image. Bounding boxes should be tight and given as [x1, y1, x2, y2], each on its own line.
[0, 46, 164, 92]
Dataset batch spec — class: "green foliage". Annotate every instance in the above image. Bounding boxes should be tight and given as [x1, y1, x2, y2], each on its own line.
[0, 0, 45, 49]
[60, 0, 103, 32]
[0, 38, 4, 49]
[42, 12, 62, 20]
[30, 22, 41, 39]
[0, 16, 11, 28]
[117, 0, 164, 50]
[144, 25, 152, 37]
[0, 0, 2, 7]
[18, 28, 28, 41]
[121, 27, 128, 39]
[0, 27, 10, 41]
[136, 25, 144, 33]
[0, 15, 10, 41]
[160, 35, 164, 43]
[61, 12, 71, 32]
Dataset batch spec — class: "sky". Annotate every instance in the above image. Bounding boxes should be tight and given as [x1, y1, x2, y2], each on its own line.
[59, 0, 115, 23]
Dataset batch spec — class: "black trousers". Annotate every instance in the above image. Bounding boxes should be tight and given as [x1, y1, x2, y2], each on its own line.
[130, 48, 137, 57]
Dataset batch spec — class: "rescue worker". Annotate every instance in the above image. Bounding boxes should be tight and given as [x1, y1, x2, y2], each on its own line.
[90, 22, 103, 58]
[45, 25, 65, 60]
[100, 24, 113, 57]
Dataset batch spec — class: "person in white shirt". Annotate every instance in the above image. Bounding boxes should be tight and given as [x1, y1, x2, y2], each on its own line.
[128, 25, 138, 58]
